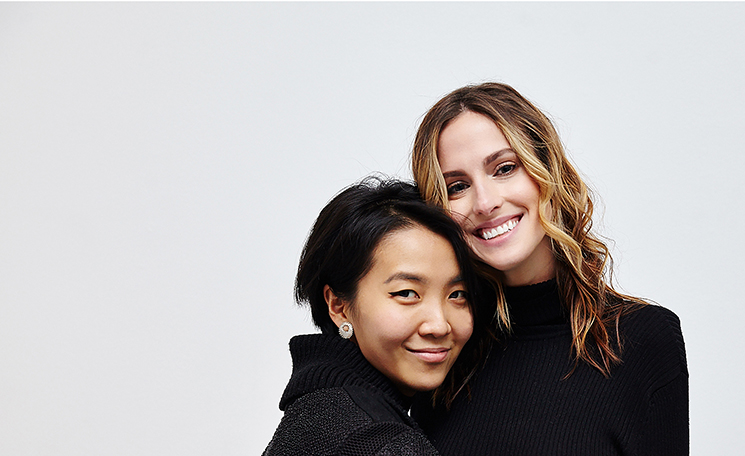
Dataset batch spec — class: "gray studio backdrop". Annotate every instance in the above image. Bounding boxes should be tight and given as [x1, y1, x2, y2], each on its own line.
[1, 3, 742, 455]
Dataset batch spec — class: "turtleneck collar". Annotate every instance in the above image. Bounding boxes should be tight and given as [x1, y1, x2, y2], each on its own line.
[279, 333, 412, 412]
[503, 279, 567, 327]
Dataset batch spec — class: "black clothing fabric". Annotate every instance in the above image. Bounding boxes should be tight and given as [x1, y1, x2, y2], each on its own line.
[263, 333, 439, 456]
[412, 280, 689, 455]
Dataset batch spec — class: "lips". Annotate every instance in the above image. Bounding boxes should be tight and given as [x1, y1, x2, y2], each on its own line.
[407, 347, 450, 363]
[476, 216, 520, 240]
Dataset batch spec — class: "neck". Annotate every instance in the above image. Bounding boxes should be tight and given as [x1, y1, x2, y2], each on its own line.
[499, 237, 556, 286]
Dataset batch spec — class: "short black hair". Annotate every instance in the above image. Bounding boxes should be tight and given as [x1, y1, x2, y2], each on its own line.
[295, 176, 478, 333]
[294, 176, 495, 405]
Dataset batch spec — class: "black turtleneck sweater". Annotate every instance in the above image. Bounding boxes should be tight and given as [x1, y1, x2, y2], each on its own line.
[263, 333, 439, 456]
[412, 280, 689, 455]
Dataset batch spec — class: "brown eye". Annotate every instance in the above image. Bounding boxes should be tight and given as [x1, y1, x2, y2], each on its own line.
[447, 182, 468, 196]
[494, 163, 517, 176]
[449, 290, 468, 301]
[390, 290, 419, 299]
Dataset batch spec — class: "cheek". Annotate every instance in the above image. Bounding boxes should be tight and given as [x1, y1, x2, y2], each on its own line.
[376, 324, 410, 345]
[358, 309, 413, 345]
[451, 308, 474, 343]
[519, 176, 542, 208]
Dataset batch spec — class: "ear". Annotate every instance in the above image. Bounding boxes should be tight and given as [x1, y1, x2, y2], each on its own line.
[324, 284, 351, 328]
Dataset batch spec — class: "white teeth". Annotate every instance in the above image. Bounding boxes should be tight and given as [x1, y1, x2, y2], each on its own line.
[480, 219, 518, 240]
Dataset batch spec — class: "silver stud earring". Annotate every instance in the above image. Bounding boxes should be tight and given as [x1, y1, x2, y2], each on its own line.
[338, 322, 354, 339]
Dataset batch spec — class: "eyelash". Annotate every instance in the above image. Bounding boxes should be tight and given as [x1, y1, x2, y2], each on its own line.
[494, 162, 516, 176]
[389, 290, 419, 299]
[446, 182, 468, 196]
[449, 290, 467, 300]
[445, 162, 518, 196]
[389, 290, 468, 304]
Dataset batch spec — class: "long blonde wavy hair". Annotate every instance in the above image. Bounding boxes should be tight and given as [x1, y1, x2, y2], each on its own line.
[412, 82, 645, 376]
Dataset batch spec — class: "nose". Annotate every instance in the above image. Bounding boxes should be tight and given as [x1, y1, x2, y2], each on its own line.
[472, 179, 502, 216]
[418, 302, 451, 339]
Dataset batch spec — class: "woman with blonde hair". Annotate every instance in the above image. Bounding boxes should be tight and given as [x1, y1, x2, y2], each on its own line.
[410, 83, 688, 455]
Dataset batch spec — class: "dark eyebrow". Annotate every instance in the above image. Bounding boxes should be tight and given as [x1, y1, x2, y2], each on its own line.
[483, 148, 514, 167]
[384, 272, 426, 284]
[441, 148, 515, 180]
[442, 169, 466, 180]
[384, 273, 465, 287]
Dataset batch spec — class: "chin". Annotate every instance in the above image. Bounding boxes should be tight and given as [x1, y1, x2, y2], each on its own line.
[411, 378, 446, 393]
[476, 253, 518, 273]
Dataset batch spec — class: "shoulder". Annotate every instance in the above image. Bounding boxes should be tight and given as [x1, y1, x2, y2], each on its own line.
[340, 385, 439, 454]
[285, 386, 380, 429]
[621, 304, 684, 349]
[343, 385, 411, 423]
[264, 387, 373, 455]
[620, 304, 688, 390]
[266, 387, 436, 456]
[623, 302, 681, 325]
[338, 421, 439, 456]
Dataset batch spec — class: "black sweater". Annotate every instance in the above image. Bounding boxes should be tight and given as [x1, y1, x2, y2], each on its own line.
[412, 280, 689, 455]
[263, 333, 439, 456]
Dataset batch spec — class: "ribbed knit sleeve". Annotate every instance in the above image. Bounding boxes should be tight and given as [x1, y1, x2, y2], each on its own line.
[628, 307, 689, 455]
[639, 372, 689, 455]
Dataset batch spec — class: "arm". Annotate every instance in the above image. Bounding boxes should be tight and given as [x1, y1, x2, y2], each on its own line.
[629, 306, 690, 455]
[639, 371, 689, 455]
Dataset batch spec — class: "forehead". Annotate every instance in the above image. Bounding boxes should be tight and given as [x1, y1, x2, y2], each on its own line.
[368, 226, 459, 276]
[438, 112, 511, 166]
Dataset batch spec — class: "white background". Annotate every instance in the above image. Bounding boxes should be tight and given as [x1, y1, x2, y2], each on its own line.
[1, 3, 743, 455]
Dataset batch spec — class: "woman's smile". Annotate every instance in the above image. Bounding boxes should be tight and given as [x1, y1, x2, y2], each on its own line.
[406, 346, 451, 363]
[475, 215, 520, 241]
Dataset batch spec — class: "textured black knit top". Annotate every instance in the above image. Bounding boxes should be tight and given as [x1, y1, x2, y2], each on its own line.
[412, 280, 689, 455]
[263, 333, 439, 456]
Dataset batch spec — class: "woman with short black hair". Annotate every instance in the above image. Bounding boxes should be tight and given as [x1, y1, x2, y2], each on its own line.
[263, 177, 493, 456]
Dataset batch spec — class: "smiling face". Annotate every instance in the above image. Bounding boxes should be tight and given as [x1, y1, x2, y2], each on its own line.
[437, 111, 556, 286]
[328, 225, 473, 396]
